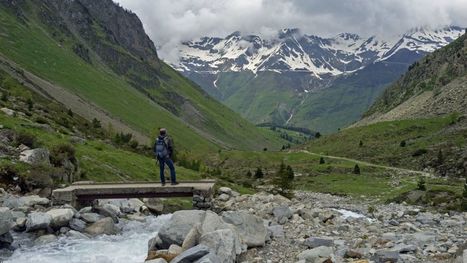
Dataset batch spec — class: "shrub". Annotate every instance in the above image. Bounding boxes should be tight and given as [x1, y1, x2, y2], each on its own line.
[359, 140, 363, 147]
[1, 92, 8, 102]
[353, 164, 361, 175]
[315, 132, 321, 139]
[91, 118, 101, 129]
[437, 149, 444, 165]
[15, 131, 37, 148]
[412, 149, 428, 157]
[246, 170, 252, 177]
[417, 177, 426, 191]
[319, 157, 325, 164]
[26, 98, 33, 111]
[272, 162, 294, 198]
[400, 140, 406, 147]
[50, 143, 76, 166]
[254, 167, 264, 179]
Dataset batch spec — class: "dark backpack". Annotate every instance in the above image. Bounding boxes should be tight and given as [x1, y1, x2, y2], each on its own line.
[155, 137, 168, 158]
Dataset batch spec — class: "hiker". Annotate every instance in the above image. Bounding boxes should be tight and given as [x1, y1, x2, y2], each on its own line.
[154, 128, 178, 186]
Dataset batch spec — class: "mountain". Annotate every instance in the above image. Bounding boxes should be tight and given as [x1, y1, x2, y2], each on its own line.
[361, 30, 467, 124]
[0, 0, 284, 153]
[175, 27, 464, 133]
[305, 30, 467, 178]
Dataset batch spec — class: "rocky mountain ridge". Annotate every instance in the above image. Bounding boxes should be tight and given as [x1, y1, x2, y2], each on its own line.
[175, 26, 464, 78]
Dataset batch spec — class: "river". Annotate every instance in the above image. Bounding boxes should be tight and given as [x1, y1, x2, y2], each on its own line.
[3, 214, 172, 263]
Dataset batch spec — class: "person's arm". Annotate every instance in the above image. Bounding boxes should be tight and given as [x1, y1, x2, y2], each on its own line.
[167, 137, 174, 158]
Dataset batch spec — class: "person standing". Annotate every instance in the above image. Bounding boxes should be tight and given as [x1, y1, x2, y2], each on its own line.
[154, 128, 178, 186]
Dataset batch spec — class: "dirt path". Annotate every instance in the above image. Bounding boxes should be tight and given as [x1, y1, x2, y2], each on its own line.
[299, 150, 432, 177]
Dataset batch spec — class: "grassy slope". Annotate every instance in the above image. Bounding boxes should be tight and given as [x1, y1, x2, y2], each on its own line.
[0, 6, 283, 154]
[304, 115, 466, 169]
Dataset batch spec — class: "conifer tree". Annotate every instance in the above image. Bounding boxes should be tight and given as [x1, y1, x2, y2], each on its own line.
[353, 164, 361, 175]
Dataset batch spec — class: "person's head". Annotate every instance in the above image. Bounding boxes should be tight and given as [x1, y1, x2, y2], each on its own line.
[159, 128, 167, 136]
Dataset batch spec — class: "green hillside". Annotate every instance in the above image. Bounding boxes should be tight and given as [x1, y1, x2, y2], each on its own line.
[0, 0, 283, 154]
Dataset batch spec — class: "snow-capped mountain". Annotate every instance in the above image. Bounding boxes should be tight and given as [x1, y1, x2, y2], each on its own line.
[175, 26, 464, 78]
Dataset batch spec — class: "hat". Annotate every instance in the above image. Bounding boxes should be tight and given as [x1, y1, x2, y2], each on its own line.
[159, 128, 167, 135]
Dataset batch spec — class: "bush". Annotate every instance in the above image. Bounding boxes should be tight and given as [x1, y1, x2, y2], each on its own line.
[91, 118, 101, 129]
[15, 131, 37, 148]
[412, 149, 428, 157]
[353, 164, 361, 175]
[1, 92, 8, 102]
[246, 170, 252, 177]
[319, 157, 325, 164]
[272, 162, 294, 198]
[50, 143, 76, 166]
[417, 177, 426, 191]
[400, 140, 406, 147]
[315, 132, 321, 139]
[254, 167, 264, 179]
[359, 140, 363, 147]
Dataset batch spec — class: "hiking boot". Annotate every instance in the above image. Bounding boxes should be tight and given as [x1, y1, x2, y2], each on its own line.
[161, 182, 166, 186]
[171, 182, 179, 185]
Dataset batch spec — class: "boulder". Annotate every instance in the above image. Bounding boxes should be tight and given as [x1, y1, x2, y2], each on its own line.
[171, 245, 211, 263]
[19, 148, 50, 166]
[46, 208, 75, 228]
[200, 211, 229, 235]
[0, 232, 13, 248]
[3, 195, 50, 208]
[222, 211, 267, 247]
[158, 210, 206, 248]
[80, 213, 103, 223]
[93, 205, 119, 223]
[69, 218, 87, 232]
[304, 237, 335, 249]
[272, 206, 293, 224]
[84, 217, 119, 236]
[168, 244, 183, 255]
[218, 187, 232, 196]
[145, 198, 164, 214]
[194, 253, 222, 263]
[34, 234, 57, 246]
[199, 229, 241, 263]
[217, 194, 230, 202]
[373, 250, 400, 263]
[267, 224, 284, 239]
[26, 212, 52, 232]
[182, 224, 201, 251]
[97, 198, 144, 214]
[297, 246, 333, 262]
[0, 108, 14, 117]
[146, 259, 168, 263]
[0, 207, 13, 235]
[67, 230, 89, 239]
[13, 217, 27, 232]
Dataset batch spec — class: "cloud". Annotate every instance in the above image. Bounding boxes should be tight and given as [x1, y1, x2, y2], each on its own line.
[114, 0, 467, 63]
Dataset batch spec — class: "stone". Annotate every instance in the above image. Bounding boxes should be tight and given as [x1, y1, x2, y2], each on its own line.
[0, 207, 13, 235]
[200, 211, 229, 235]
[345, 249, 363, 259]
[199, 229, 240, 263]
[304, 237, 335, 249]
[98, 198, 144, 214]
[3, 195, 50, 208]
[219, 187, 232, 196]
[69, 218, 87, 232]
[67, 230, 89, 239]
[93, 204, 120, 222]
[0, 232, 13, 248]
[218, 194, 230, 202]
[34, 234, 57, 245]
[145, 198, 164, 214]
[148, 235, 163, 252]
[272, 206, 293, 224]
[13, 217, 27, 232]
[146, 250, 177, 262]
[84, 217, 119, 236]
[158, 210, 206, 248]
[267, 224, 284, 238]
[26, 212, 52, 232]
[46, 208, 75, 228]
[19, 148, 50, 166]
[182, 224, 201, 251]
[0, 108, 14, 117]
[411, 232, 436, 245]
[297, 246, 333, 262]
[80, 213, 103, 223]
[373, 250, 400, 263]
[171, 245, 211, 263]
[146, 259, 168, 263]
[194, 253, 222, 263]
[169, 244, 183, 255]
[222, 211, 267, 247]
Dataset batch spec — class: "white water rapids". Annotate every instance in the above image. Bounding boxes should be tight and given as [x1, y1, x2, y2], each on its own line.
[4, 214, 172, 263]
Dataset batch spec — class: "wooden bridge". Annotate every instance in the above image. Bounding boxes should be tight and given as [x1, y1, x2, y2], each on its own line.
[52, 180, 216, 209]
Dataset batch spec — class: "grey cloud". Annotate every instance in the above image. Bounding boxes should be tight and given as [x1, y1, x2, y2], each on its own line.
[114, 0, 467, 63]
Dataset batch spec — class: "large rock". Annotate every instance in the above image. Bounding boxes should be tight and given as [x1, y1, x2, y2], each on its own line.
[182, 224, 201, 251]
[171, 245, 211, 263]
[304, 237, 335, 249]
[272, 206, 293, 224]
[80, 213, 103, 223]
[19, 148, 50, 166]
[46, 208, 75, 228]
[222, 211, 267, 248]
[0, 108, 14, 117]
[69, 218, 87, 232]
[158, 210, 206, 248]
[34, 234, 57, 246]
[199, 229, 241, 263]
[26, 212, 52, 232]
[297, 246, 333, 262]
[373, 250, 400, 263]
[93, 204, 120, 223]
[0, 207, 13, 235]
[97, 198, 144, 214]
[3, 195, 50, 208]
[0, 232, 13, 248]
[84, 217, 119, 236]
[194, 253, 222, 263]
[200, 211, 230, 235]
[145, 198, 164, 214]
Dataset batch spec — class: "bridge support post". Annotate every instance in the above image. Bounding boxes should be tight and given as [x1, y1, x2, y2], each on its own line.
[192, 189, 213, 210]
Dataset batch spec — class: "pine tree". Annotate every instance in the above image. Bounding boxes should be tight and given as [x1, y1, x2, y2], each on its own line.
[353, 164, 361, 175]
[319, 157, 325, 164]
[417, 177, 426, 191]
[437, 149, 444, 165]
[315, 132, 321, 139]
[254, 167, 264, 179]
[400, 140, 406, 147]
[286, 165, 294, 180]
[359, 140, 363, 147]
[273, 162, 294, 198]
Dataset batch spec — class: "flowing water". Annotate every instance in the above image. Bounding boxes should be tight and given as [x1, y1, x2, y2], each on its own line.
[3, 214, 172, 263]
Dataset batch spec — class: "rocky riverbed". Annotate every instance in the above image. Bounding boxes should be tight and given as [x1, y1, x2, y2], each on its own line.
[0, 186, 466, 263]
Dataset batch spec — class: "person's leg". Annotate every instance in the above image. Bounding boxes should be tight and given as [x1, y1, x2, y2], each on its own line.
[158, 157, 166, 184]
[165, 158, 177, 183]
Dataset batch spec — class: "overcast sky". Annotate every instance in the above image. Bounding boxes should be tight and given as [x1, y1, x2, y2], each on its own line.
[114, 0, 467, 63]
